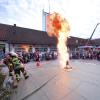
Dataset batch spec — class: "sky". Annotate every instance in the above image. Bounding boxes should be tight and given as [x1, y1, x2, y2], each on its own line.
[0, 0, 100, 39]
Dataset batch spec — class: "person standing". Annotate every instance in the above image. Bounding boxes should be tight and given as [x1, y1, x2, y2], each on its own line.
[64, 52, 72, 70]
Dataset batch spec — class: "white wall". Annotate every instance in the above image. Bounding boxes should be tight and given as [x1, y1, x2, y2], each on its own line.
[0, 41, 9, 53]
[32, 46, 35, 53]
[9, 44, 15, 52]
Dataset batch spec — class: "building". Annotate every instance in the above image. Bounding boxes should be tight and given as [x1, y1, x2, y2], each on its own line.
[91, 38, 100, 46]
[0, 23, 88, 56]
[0, 23, 57, 54]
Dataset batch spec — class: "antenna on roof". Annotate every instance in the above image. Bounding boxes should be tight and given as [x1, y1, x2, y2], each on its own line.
[14, 24, 16, 27]
[13, 24, 16, 34]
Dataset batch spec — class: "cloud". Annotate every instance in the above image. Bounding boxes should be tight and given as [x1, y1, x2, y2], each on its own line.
[0, 0, 43, 29]
[0, 0, 100, 39]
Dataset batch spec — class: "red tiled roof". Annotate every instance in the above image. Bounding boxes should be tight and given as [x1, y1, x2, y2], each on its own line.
[0, 23, 89, 46]
[0, 23, 57, 45]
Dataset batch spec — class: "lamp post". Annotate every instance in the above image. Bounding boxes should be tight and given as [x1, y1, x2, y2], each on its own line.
[42, 0, 51, 31]
[48, 0, 50, 13]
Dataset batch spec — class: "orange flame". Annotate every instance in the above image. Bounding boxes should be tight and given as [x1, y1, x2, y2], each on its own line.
[46, 12, 70, 37]
[21, 45, 29, 52]
[46, 12, 70, 68]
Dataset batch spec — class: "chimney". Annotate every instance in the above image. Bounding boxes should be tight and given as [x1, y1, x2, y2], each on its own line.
[13, 24, 16, 34]
[14, 24, 16, 27]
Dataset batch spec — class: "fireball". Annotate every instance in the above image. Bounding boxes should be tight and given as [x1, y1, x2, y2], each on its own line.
[46, 12, 70, 68]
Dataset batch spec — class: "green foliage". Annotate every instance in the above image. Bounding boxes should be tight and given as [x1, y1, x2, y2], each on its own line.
[0, 72, 11, 100]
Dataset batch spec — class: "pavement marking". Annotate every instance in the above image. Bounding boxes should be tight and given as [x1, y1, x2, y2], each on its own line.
[72, 60, 99, 66]
[80, 62, 99, 66]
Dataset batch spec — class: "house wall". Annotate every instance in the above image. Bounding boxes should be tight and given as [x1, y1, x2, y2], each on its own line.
[9, 44, 15, 52]
[0, 41, 57, 54]
[0, 41, 9, 53]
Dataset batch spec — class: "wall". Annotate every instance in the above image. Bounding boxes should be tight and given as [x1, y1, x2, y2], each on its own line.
[0, 41, 9, 53]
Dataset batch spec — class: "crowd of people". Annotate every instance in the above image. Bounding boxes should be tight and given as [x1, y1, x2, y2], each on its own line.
[0, 50, 58, 88]
[18, 51, 58, 63]
[1, 47, 100, 89]
[70, 49, 100, 61]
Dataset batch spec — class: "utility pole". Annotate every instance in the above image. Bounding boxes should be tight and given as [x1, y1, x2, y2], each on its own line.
[42, 0, 51, 31]
[48, 0, 50, 13]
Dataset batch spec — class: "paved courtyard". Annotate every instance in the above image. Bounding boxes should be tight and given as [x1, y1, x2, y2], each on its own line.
[10, 59, 100, 100]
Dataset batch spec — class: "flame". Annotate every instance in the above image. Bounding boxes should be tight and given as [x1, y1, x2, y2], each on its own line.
[46, 12, 70, 68]
[21, 45, 29, 52]
[46, 12, 70, 37]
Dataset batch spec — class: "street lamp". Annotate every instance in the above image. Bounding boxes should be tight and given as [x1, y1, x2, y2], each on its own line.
[48, 0, 50, 13]
[42, 0, 51, 31]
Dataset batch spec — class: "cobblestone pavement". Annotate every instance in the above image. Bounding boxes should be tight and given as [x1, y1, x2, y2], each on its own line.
[10, 59, 100, 100]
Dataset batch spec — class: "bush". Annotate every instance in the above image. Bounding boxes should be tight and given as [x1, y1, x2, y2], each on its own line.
[0, 72, 11, 100]
[0, 72, 5, 88]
